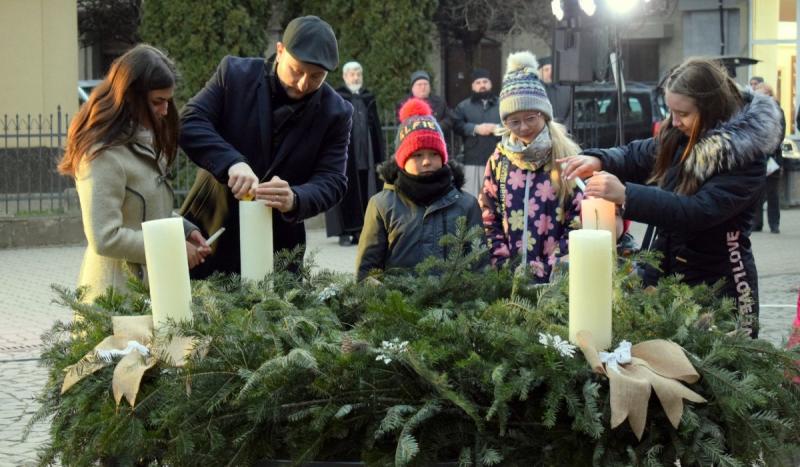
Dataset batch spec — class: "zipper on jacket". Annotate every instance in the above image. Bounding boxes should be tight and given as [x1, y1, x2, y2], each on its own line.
[521, 171, 532, 267]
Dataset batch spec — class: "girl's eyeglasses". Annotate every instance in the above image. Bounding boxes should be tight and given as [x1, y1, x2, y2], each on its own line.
[505, 113, 542, 130]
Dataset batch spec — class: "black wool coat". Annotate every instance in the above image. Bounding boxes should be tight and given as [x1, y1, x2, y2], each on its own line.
[583, 92, 783, 337]
[179, 56, 353, 277]
[452, 94, 501, 166]
[325, 87, 385, 237]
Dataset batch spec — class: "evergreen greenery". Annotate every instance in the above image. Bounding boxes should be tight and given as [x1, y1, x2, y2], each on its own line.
[139, 0, 272, 104]
[28, 225, 800, 466]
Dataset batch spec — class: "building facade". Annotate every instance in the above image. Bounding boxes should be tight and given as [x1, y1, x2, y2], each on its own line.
[0, 0, 79, 118]
[750, 0, 798, 134]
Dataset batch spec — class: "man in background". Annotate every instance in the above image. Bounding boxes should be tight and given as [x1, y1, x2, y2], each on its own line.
[753, 82, 784, 234]
[396, 70, 452, 135]
[327, 61, 385, 245]
[452, 68, 500, 196]
[750, 76, 764, 91]
[537, 56, 570, 123]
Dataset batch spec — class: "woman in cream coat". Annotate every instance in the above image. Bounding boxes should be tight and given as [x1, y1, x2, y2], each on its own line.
[58, 45, 210, 301]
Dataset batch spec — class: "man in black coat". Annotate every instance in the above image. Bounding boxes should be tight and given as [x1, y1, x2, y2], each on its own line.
[396, 70, 452, 135]
[326, 61, 385, 245]
[538, 56, 570, 124]
[753, 82, 784, 234]
[452, 68, 500, 197]
[179, 16, 353, 277]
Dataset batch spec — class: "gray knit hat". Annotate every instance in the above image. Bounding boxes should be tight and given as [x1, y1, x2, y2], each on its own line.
[499, 51, 553, 121]
[409, 70, 431, 88]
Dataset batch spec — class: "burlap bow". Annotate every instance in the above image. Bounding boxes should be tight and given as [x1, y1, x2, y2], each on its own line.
[61, 315, 201, 406]
[576, 330, 706, 440]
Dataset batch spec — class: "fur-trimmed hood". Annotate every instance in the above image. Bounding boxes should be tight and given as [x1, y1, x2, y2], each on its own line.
[681, 91, 782, 188]
[376, 160, 467, 190]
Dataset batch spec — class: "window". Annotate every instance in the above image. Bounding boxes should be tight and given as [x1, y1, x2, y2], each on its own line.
[625, 96, 644, 123]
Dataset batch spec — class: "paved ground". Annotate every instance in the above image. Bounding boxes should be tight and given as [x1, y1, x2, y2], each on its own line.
[0, 214, 798, 465]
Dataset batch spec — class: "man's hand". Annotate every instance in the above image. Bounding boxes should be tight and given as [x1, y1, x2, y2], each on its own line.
[255, 176, 296, 213]
[475, 123, 498, 136]
[227, 162, 259, 200]
[585, 171, 626, 205]
[557, 155, 603, 181]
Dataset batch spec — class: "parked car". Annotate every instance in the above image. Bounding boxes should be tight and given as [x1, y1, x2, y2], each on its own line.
[567, 81, 666, 149]
[78, 79, 102, 105]
[782, 137, 800, 159]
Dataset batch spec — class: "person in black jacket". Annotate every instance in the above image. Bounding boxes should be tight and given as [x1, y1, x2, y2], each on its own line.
[326, 61, 385, 245]
[537, 56, 570, 124]
[356, 98, 481, 280]
[179, 16, 353, 277]
[396, 70, 452, 135]
[752, 82, 784, 234]
[560, 57, 783, 338]
[452, 68, 500, 197]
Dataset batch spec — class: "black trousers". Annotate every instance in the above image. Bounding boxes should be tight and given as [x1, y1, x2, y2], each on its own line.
[753, 173, 781, 230]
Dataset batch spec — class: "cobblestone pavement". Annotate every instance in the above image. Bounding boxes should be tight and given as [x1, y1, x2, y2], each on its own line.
[1, 215, 798, 465]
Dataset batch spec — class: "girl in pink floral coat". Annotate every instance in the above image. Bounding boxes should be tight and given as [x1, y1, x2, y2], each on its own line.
[480, 51, 583, 281]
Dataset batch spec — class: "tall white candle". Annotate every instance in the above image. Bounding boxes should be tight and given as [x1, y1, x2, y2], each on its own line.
[581, 197, 616, 249]
[568, 229, 613, 350]
[239, 200, 273, 282]
[141, 217, 192, 330]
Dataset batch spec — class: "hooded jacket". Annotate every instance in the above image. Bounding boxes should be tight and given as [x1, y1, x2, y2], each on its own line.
[355, 161, 482, 280]
[582, 92, 783, 336]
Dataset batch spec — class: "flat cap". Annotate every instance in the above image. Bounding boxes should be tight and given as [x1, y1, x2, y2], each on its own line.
[282, 16, 339, 71]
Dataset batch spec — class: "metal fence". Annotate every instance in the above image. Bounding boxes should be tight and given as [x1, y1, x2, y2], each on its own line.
[0, 107, 455, 217]
[1, 107, 75, 217]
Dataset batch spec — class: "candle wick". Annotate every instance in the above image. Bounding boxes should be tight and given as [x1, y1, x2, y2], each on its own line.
[595, 208, 599, 229]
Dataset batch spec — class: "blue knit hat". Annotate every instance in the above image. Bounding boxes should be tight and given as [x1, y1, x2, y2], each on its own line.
[499, 51, 553, 121]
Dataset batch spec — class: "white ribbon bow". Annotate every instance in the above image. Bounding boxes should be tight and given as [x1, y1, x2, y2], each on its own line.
[599, 340, 632, 374]
[96, 340, 150, 362]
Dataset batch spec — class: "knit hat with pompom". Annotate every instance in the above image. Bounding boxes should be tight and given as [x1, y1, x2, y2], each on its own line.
[394, 98, 448, 169]
[499, 51, 553, 121]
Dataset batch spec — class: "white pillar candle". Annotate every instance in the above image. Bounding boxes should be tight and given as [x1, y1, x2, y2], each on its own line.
[568, 229, 613, 350]
[141, 217, 192, 330]
[239, 200, 273, 283]
[581, 197, 616, 249]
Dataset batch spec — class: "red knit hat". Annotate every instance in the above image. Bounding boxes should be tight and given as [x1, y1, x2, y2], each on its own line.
[394, 98, 448, 169]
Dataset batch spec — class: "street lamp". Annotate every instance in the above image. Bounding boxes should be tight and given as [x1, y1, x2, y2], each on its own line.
[551, 0, 565, 21]
[551, 0, 651, 146]
[552, 0, 597, 19]
[608, 0, 638, 15]
[578, 0, 596, 17]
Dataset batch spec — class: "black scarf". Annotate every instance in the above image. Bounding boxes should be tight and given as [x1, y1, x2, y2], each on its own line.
[394, 165, 454, 206]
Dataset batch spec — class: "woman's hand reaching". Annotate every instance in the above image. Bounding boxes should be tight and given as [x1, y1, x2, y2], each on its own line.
[186, 230, 212, 269]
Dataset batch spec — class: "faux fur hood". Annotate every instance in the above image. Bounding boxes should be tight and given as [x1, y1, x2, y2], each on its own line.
[681, 91, 782, 188]
[377, 160, 467, 190]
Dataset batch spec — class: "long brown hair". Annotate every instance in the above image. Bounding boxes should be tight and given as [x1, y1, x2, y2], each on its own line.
[650, 57, 743, 193]
[58, 44, 179, 176]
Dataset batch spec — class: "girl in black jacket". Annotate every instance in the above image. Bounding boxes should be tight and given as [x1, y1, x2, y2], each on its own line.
[560, 58, 783, 338]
